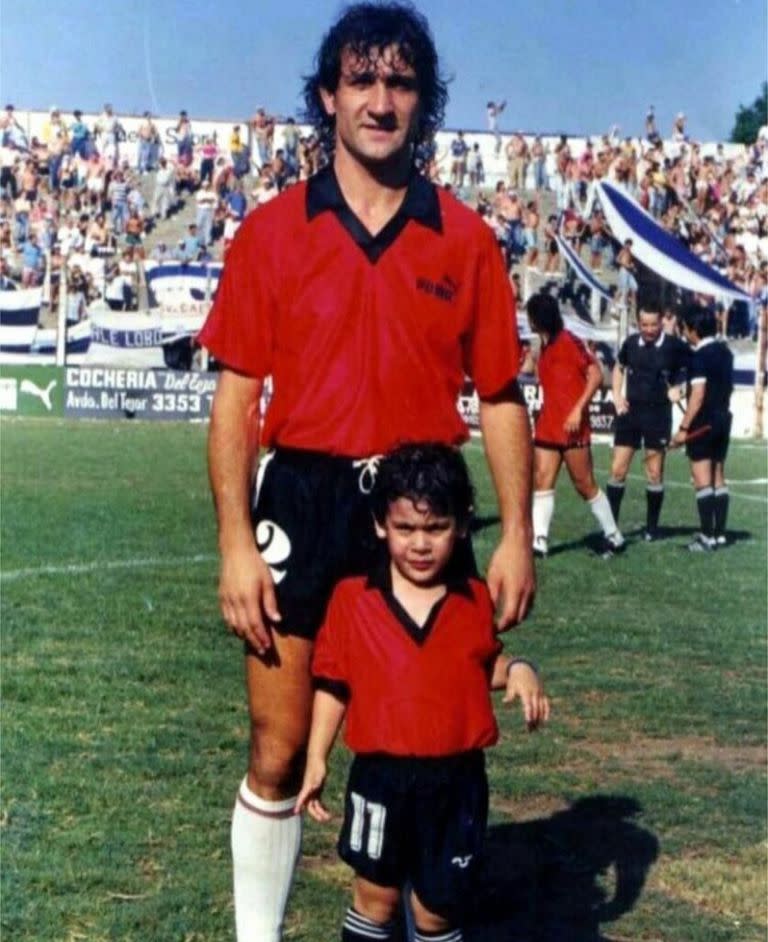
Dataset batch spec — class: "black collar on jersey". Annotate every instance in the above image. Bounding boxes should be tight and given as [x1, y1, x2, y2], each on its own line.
[366, 558, 472, 646]
[306, 165, 442, 264]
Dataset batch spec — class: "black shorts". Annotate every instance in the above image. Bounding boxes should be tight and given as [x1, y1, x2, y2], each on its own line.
[686, 412, 732, 463]
[338, 752, 488, 918]
[251, 447, 477, 640]
[613, 403, 672, 451]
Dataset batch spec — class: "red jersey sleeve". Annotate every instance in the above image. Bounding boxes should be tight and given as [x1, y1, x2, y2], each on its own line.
[311, 581, 350, 687]
[568, 331, 595, 375]
[197, 211, 277, 377]
[463, 223, 521, 398]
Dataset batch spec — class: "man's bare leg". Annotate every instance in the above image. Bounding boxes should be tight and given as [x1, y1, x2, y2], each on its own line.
[232, 632, 313, 942]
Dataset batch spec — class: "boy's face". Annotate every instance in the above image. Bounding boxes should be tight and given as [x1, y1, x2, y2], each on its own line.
[375, 498, 463, 587]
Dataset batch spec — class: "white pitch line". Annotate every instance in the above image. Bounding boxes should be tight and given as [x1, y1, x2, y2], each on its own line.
[626, 474, 768, 503]
[1, 553, 218, 583]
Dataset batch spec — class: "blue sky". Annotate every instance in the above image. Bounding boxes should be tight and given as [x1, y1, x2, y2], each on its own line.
[1, 0, 765, 141]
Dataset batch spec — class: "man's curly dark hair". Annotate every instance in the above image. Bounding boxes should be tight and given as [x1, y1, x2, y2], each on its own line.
[301, 1, 448, 160]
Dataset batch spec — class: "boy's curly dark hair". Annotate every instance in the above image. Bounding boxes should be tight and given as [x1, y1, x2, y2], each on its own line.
[301, 1, 448, 159]
[526, 292, 564, 340]
[371, 442, 474, 529]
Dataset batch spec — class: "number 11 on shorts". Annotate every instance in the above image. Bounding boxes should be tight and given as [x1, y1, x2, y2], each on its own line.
[349, 793, 387, 859]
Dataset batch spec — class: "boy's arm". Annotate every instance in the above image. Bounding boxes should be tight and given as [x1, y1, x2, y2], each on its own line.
[491, 655, 550, 730]
[294, 689, 347, 822]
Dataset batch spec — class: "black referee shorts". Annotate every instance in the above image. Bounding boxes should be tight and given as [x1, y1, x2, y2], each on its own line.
[338, 752, 488, 918]
[613, 403, 672, 451]
[686, 412, 732, 463]
[250, 447, 477, 640]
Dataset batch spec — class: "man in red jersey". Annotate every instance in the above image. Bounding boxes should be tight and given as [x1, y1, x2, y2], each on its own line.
[198, 4, 534, 939]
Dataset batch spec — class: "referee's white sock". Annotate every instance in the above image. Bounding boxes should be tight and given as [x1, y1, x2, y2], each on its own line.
[587, 489, 622, 540]
[532, 490, 555, 541]
[342, 907, 395, 942]
[231, 777, 302, 942]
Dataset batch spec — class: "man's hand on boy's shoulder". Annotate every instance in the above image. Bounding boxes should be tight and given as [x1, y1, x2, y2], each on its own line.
[503, 659, 550, 731]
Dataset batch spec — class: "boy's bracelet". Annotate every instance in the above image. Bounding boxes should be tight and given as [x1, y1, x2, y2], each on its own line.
[506, 657, 539, 678]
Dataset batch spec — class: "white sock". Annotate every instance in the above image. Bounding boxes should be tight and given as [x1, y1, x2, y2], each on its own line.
[532, 490, 555, 541]
[587, 489, 621, 538]
[231, 777, 302, 942]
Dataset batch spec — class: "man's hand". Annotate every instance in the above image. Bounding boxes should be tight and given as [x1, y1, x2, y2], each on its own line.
[614, 394, 629, 416]
[487, 533, 536, 631]
[667, 385, 683, 404]
[670, 429, 687, 450]
[218, 540, 281, 655]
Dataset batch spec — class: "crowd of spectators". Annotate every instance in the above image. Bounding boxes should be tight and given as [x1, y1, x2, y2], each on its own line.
[1, 101, 765, 336]
[0, 103, 327, 312]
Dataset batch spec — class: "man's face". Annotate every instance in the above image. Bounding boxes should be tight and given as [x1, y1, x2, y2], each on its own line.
[320, 44, 421, 169]
[375, 497, 462, 588]
[638, 311, 662, 344]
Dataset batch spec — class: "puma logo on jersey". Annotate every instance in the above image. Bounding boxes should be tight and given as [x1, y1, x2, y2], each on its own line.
[451, 855, 473, 869]
[416, 274, 457, 303]
[20, 378, 57, 411]
[255, 520, 291, 585]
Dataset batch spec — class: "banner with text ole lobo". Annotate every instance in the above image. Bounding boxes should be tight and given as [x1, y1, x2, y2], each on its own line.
[64, 367, 217, 420]
[458, 376, 617, 435]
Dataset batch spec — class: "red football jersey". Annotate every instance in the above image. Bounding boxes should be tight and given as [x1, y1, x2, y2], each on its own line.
[535, 329, 595, 446]
[312, 571, 502, 757]
[198, 168, 521, 457]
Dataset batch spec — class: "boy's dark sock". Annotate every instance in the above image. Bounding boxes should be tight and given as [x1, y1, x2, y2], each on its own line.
[414, 929, 463, 942]
[713, 487, 729, 538]
[695, 486, 716, 538]
[342, 908, 395, 942]
[606, 480, 625, 523]
[645, 484, 664, 533]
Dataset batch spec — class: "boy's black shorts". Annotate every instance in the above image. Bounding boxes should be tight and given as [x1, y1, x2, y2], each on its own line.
[686, 412, 732, 463]
[613, 403, 672, 451]
[250, 447, 477, 640]
[338, 751, 488, 918]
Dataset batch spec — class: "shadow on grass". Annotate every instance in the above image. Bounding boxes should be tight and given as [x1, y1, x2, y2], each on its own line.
[465, 795, 660, 942]
[547, 526, 753, 557]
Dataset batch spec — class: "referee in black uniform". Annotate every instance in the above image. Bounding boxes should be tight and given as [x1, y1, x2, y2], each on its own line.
[607, 294, 689, 540]
[671, 303, 734, 552]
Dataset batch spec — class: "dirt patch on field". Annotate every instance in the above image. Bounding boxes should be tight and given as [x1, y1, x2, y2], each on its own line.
[579, 733, 766, 773]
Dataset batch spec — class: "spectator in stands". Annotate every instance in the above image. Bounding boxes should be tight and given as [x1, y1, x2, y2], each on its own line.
[138, 112, 159, 174]
[176, 110, 194, 165]
[467, 142, 484, 186]
[523, 199, 540, 269]
[506, 132, 528, 191]
[199, 136, 218, 185]
[195, 178, 218, 247]
[251, 107, 275, 168]
[486, 99, 506, 155]
[449, 130, 468, 187]
[124, 208, 144, 247]
[226, 180, 247, 220]
[108, 170, 129, 235]
[531, 135, 547, 191]
[44, 108, 68, 191]
[617, 239, 638, 308]
[69, 110, 90, 159]
[177, 223, 202, 262]
[151, 157, 176, 221]
[95, 103, 121, 168]
[282, 117, 300, 176]
[1, 105, 28, 150]
[21, 231, 44, 286]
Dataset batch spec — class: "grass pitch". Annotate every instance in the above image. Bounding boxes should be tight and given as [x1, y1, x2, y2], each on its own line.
[1, 418, 766, 941]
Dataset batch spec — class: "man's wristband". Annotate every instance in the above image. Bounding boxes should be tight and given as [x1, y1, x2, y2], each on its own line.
[506, 657, 539, 677]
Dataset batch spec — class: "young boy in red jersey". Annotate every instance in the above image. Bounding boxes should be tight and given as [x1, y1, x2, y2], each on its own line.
[294, 442, 549, 942]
